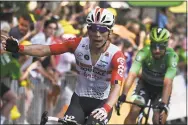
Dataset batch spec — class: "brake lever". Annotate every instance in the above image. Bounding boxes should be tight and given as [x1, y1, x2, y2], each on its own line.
[115, 101, 121, 116]
[40, 111, 48, 125]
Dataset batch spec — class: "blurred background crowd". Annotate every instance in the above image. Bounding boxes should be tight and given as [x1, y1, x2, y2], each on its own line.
[0, 1, 187, 124]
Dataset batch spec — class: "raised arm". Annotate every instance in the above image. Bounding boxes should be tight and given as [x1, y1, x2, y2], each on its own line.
[1, 35, 81, 57]
[19, 44, 51, 57]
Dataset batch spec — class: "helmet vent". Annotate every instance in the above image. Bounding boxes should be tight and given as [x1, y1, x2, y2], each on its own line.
[91, 15, 94, 22]
[103, 21, 111, 23]
[160, 32, 166, 39]
[86, 19, 92, 23]
[101, 15, 106, 22]
[97, 12, 100, 21]
[157, 30, 162, 37]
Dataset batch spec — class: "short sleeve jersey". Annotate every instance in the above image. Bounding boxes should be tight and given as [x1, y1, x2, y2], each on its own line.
[50, 37, 126, 99]
[130, 46, 179, 86]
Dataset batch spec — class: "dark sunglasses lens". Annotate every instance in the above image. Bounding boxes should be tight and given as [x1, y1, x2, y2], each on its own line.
[99, 27, 108, 33]
[88, 25, 108, 33]
[151, 42, 166, 50]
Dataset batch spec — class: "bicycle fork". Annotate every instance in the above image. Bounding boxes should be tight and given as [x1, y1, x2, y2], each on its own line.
[137, 99, 152, 125]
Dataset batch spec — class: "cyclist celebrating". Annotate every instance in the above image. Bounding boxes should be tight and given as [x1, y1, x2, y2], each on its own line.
[1, 7, 126, 125]
[117, 27, 178, 124]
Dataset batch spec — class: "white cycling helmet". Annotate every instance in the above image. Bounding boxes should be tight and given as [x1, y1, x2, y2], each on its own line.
[86, 7, 115, 28]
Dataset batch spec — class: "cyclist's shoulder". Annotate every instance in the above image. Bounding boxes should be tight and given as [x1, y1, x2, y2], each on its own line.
[135, 46, 150, 61]
[65, 36, 83, 42]
[110, 43, 123, 52]
[166, 47, 176, 53]
[73, 36, 88, 45]
[138, 46, 150, 53]
[165, 48, 179, 66]
[165, 47, 178, 58]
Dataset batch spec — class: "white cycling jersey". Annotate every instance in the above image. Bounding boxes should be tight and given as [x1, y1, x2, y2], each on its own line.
[50, 37, 126, 100]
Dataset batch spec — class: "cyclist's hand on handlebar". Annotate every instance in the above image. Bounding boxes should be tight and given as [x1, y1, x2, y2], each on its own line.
[91, 107, 108, 121]
[115, 94, 126, 116]
[118, 94, 126, 103]
[155, 102, 169, 115]
[155, 102, 169, 124]
[159, 111, 168, 124]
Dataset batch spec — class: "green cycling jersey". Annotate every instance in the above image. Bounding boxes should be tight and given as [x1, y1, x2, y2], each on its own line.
[130, 46, 179, 86]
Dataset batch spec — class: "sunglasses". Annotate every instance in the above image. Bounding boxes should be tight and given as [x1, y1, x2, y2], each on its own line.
[87, 24, 110, 33]
[150, 42, 167, 50]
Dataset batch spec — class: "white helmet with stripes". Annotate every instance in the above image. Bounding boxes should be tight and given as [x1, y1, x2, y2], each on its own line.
[86, 7, 115, 28]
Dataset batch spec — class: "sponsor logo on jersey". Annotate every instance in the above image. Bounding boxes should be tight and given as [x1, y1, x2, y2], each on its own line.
[63, 115, 75, 121]
[84, 55, 90, 60]
[85, 45, 89, 50]
[136, 56, 141, 61]
[82, 44, 89, 50]
[97, 63, 106, 68]
[160, 64, 165, 69]
[83, 72, 102, 80]
[117, 57, 125, 77]
[172, 62, 177, 67]
[76, 52, 83, 60]
[105, 52, 109, 57]
[114, 80, 122, 86]
[100, 60, 108, 65]
[80, 67, 105, 76]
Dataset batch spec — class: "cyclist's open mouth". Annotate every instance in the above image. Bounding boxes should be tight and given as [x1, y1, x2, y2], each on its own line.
[94, 40, 103, 43]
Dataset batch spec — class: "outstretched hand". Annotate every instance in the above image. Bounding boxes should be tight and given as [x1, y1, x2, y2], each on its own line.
[1, 35, 19, 52]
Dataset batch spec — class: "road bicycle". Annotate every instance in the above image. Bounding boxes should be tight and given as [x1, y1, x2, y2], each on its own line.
[40, 111, 81, 125]
[115, 96, 162, 125]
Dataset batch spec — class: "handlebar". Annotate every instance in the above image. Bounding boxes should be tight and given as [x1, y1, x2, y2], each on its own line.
[40, 111, 80, 125]
[115, 100, 158, 116]
[115, 100, 163, 124]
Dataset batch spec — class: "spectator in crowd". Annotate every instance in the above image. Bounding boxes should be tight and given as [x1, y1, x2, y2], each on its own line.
[158, 8, 168, 28]
[30, 18, 60, 115]
[9, 13, 33, 41]
[30, 19, 58, 45]
[126, 20, 146, 50]
[0, 21, 20, 124]
[8, 13, 34, 59]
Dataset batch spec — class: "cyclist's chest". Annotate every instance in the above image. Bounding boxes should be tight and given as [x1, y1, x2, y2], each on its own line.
[75, 47, 112, 72]
[143, 56, 167, 73]
[74, 42, 115, 81]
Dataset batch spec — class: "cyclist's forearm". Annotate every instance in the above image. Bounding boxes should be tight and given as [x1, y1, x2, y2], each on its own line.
[122, 72, 137, 95]
[19, 69, 30, 81]
[162, 78, 173, 104]
[106, 84, 121, 107]
[20, 44, 51, 57]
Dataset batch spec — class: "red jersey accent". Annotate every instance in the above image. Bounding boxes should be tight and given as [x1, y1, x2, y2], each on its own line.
[49, 37, 82, 55]
[111, 51, 126, 85]
[19, 45, 24, 52]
